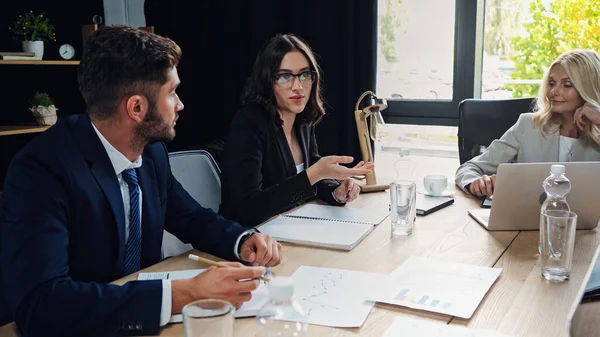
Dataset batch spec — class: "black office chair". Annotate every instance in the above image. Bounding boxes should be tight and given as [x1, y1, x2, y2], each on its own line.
[457, 98, 536, 164]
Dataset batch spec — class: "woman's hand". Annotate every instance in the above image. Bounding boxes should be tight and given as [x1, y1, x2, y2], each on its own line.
[574, 103, 600, 130]
[332, 179, 361, 204]
[306, 156, 373, 185]
[468, 174, 496, 197]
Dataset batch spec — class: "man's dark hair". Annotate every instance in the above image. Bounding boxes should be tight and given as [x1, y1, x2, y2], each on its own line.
[77, 25, 182, 119]
[242, 33, 325, 127]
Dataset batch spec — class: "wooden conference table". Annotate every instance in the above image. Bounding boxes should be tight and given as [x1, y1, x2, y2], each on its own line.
[1, 154, 598, 337]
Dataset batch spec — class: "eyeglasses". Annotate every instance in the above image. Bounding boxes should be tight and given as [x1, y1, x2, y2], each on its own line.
[274, 71, 316, 88]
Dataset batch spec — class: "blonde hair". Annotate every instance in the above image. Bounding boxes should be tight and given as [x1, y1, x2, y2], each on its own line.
[532, 49, 600, 148]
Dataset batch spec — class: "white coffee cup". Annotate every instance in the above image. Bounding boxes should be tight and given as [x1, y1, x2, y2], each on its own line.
[423, 174, 447, 196]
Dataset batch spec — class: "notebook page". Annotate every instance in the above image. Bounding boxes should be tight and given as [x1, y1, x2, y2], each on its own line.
[284, 203, 390, 225]
[258, 216, 374, 251]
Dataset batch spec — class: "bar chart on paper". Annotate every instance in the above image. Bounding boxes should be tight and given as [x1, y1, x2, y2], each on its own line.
[394, 288, 453, 310]
[369, 256, 502, 318]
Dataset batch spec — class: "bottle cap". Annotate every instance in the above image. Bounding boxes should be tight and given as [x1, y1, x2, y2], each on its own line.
[399, 148, 410, 157]
[268, 276, 295, 301]
[550, 164, 565, 175]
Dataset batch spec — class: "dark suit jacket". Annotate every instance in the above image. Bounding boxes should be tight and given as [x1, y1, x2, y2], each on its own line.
[0, 114, 246, 337]
[219, 103, 342, 227]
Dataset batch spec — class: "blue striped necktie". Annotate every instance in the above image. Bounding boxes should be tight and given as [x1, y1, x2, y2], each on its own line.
[122, 168, 141, 275]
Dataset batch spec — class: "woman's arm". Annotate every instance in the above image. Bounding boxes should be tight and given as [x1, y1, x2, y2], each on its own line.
[306, 127, 345, 205]
[455, 113, 526, 193]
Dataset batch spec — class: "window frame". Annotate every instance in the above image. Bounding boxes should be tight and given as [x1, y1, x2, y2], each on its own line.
[379, 0, 485, 126]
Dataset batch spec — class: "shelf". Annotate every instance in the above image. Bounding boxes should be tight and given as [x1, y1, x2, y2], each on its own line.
[0, 125, 50, 136]
[0, 60, 79, 65]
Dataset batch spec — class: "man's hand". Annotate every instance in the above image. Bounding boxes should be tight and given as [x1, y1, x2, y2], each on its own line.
[468, 174, 496, 197]
[239, 233, 282, 267]
[171, 262, 265, 313]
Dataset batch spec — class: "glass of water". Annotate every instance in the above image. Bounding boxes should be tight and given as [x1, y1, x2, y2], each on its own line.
[540, 210, 577, 281]
[182, 299, 235, 337]
[390, 180, 417, 235]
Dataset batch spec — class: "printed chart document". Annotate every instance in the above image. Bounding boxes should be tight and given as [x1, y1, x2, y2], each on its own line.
[369, 256, 502, 319]
[289, 266, 385, 327]
[382, 317, 514, 337]
[138, 269, 270, 323]
[258, 203, 390, 251]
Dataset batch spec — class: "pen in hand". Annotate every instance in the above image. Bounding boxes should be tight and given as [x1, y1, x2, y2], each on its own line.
[188, 254, 270, 282]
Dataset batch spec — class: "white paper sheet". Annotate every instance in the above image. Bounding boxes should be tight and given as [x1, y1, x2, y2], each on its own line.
[289, 266, 385, 327]
[382, 317, 514, 337]
[137, 269, 270, 322]
[369, 256, 502, 319]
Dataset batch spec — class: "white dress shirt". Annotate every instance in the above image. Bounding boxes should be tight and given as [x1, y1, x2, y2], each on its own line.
[91, 123, 171, 326]
[92, 123, 254, 326]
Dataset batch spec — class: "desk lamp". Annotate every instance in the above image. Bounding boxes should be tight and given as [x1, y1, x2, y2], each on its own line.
[354, 90, 389, 193]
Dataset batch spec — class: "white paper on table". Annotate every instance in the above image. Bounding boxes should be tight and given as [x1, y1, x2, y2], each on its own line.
[382, 317, 515, 337]
[137, 269, 270, 323]
[368, 256, 502, 319]
[289, 266, 386, 327]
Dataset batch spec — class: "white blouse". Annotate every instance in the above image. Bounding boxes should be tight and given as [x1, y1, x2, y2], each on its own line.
[559, 136, 579, 162]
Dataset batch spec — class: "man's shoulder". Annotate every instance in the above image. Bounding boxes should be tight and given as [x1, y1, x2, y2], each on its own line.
[143, 142, 168, 159]
[16, 115, 80, 158]
[142, 142, 170, 174]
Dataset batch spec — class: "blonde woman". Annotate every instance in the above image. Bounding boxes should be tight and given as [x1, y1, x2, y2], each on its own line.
[456, 49, 600, 197]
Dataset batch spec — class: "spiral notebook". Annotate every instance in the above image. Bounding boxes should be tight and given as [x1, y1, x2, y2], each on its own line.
[258, 204, 390, 251]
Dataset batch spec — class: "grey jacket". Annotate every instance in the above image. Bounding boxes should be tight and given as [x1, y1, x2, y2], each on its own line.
[455, 112, 600, 192]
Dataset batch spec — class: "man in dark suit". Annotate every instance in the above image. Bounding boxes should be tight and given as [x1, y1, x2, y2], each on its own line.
[0, 26, 282, 337]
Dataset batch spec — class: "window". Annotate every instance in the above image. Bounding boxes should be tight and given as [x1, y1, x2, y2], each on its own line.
[377, 0, 456, 101]
[482, 0, 537, 99]
[375, 0, 474, 158]
[375, 0, 600, 158]
[482, 0, 600, 99]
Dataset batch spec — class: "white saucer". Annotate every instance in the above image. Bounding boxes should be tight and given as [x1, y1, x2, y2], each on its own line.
[418, 189, 455, 197]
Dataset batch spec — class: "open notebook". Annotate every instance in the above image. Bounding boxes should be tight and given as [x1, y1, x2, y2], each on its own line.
[258, 203, 390, 251]
[137, 269, 270, 323]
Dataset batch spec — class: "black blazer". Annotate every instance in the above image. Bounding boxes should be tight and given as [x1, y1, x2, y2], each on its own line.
[219, 103, 342, 227]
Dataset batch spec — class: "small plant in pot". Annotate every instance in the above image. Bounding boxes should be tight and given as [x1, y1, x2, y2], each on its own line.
[29, 92, 58, 125]
[9, 11, 56, 59]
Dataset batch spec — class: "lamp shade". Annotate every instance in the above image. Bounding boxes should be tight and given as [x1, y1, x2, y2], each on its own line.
[359, 94, 388, 116]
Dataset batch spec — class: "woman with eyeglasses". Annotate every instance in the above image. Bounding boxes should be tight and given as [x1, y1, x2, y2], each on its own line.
[219, 33, 373, 227]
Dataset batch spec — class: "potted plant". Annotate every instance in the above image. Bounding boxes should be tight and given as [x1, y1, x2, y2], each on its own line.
[29, 92, 58, 125]
[9, 11, 56, 59]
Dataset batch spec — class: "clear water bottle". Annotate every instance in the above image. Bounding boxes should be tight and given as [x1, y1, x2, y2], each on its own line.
[394, 147, 416, 181]
[256, 277, 308, 337]
[539, 164, 571, 253]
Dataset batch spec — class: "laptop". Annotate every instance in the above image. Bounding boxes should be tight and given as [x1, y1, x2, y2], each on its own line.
[468, 162, 600, 231]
